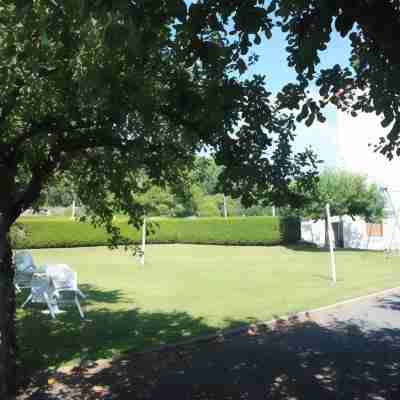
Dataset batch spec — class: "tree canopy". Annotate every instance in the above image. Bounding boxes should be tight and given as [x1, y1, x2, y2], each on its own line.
[295, 169, 385, 222]
[0, 1, 318, 233]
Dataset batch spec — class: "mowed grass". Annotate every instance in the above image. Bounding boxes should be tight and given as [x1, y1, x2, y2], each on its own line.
[17, 244, 400, 376]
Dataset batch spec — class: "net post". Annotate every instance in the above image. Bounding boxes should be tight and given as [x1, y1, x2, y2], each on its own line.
[140, 216, 146, 266]
[326, 203, 337, 284]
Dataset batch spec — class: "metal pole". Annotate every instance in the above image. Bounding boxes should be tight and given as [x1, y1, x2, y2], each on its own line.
[272, 206, 276, 217]
[383, 187, 400, 254]
[140, 217, 146, 265]
[71, 197, 76, 220]
[223, 194, 228, 219]
[326, 203, 337, 284]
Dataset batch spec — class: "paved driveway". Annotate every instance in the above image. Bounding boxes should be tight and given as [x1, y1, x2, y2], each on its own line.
[312, 289, 400, 331]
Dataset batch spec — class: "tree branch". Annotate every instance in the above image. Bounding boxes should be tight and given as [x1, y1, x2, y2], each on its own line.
[9, 151, 62, 225]
[0, 79, 23, 129]
[7, 118, 66, 162]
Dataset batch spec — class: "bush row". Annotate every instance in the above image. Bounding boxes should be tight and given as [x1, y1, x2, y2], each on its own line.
[14, 216, 300, 249]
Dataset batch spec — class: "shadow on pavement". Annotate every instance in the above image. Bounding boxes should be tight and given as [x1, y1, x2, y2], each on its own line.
[377, 293, 400, 311]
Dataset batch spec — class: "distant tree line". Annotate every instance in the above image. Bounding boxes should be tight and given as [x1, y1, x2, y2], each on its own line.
[39, 156, 276, 218]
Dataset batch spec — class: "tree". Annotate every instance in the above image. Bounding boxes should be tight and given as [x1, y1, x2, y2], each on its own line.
[137, 185, 176, 217]
[196, 195, 220, 217]
[0, 3, 318, 396]
[191, 156, 222, 195]
[303, 169, 384, 222]
[299, 169, 384, 246]
[39, 174, 75, 208]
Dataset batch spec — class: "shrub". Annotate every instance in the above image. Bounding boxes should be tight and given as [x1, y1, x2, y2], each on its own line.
[9, 223, 28, 248]
[15, 216, 300, 249]
[196, 196, 220, 217]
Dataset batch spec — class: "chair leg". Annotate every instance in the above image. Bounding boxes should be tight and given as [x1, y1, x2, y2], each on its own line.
[77, 288, 86, 299]
[75, 296, 84, 319]
[15, 284, 21, 293]
[44, 292, 56, 319]
[21, 294, 32, 309]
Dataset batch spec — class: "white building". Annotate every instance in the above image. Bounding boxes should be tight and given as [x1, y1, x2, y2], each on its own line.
[301, 110, 400, 251]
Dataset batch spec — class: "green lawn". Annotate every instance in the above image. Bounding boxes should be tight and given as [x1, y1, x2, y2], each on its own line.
[17, 244, 400, 377]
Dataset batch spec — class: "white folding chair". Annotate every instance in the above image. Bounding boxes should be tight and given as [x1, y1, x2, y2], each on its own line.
[46, 264, 86, 318]
[21, 273, 58, 318]
[14, 251, 37, 292]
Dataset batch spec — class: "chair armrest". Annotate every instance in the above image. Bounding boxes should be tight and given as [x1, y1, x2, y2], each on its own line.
[77, 289, 86, 299]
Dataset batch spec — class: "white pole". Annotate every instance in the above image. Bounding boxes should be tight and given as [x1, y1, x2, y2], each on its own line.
[326, 203, 337, 284]
[71, 198, 76, 220]
[223, 194, 228, 219]
[140, 216, 146, 265]
[272, 206, 276, 217]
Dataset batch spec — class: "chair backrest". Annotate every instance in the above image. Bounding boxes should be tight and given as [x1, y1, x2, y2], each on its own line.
[30, 275, 52, 302]
[46, 264, 77, 291]
[14, 251, 35, 273]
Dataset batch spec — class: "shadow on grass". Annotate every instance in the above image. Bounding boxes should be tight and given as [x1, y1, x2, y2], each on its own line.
[16, 284, 248, 391]
[285, 243, 382, 254]
[19, 316, 400, 399]
[311, 274, 345, 283]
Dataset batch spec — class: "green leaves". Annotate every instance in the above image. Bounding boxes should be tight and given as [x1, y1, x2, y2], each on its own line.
[237, 58, 247, 74]
[168, 0, 187, 23]
[334, 14, 354, 37]
[15, 0, 33, 14]
[234, 6, 268, 34]
[382, 113, 395, 128]
[296, 104, 309, 122]
[300, 169, 384, 222]
[304, 113, 315, 127]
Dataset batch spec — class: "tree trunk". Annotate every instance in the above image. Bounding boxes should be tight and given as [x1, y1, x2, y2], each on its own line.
[0, 162, 17, 399]
[0, 159, 45, 399]
[0, 221, 16, 399]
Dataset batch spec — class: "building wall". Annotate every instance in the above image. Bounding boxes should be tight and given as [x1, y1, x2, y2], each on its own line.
[342, 217, 383, 250]
[301, 220, 326, 247]
[302, 216, 400, 251]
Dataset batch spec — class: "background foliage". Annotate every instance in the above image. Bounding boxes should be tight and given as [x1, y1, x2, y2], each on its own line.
[281, 169, 385, 222]
[37, 156, 278, 218]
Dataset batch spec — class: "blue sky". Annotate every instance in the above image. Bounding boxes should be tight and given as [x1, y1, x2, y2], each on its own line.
[244, 27, 353, 167]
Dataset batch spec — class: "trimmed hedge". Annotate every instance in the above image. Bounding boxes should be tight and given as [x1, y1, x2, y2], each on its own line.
[15, 216, 300, 249]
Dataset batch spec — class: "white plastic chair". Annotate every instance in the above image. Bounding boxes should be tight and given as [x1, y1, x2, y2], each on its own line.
[14, 251, 37, 292]
[21, 273, 57, 318]
[46, 264, 86, 318]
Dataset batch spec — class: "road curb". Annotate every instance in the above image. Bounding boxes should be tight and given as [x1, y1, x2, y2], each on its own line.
[271, 285, 400, 322]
